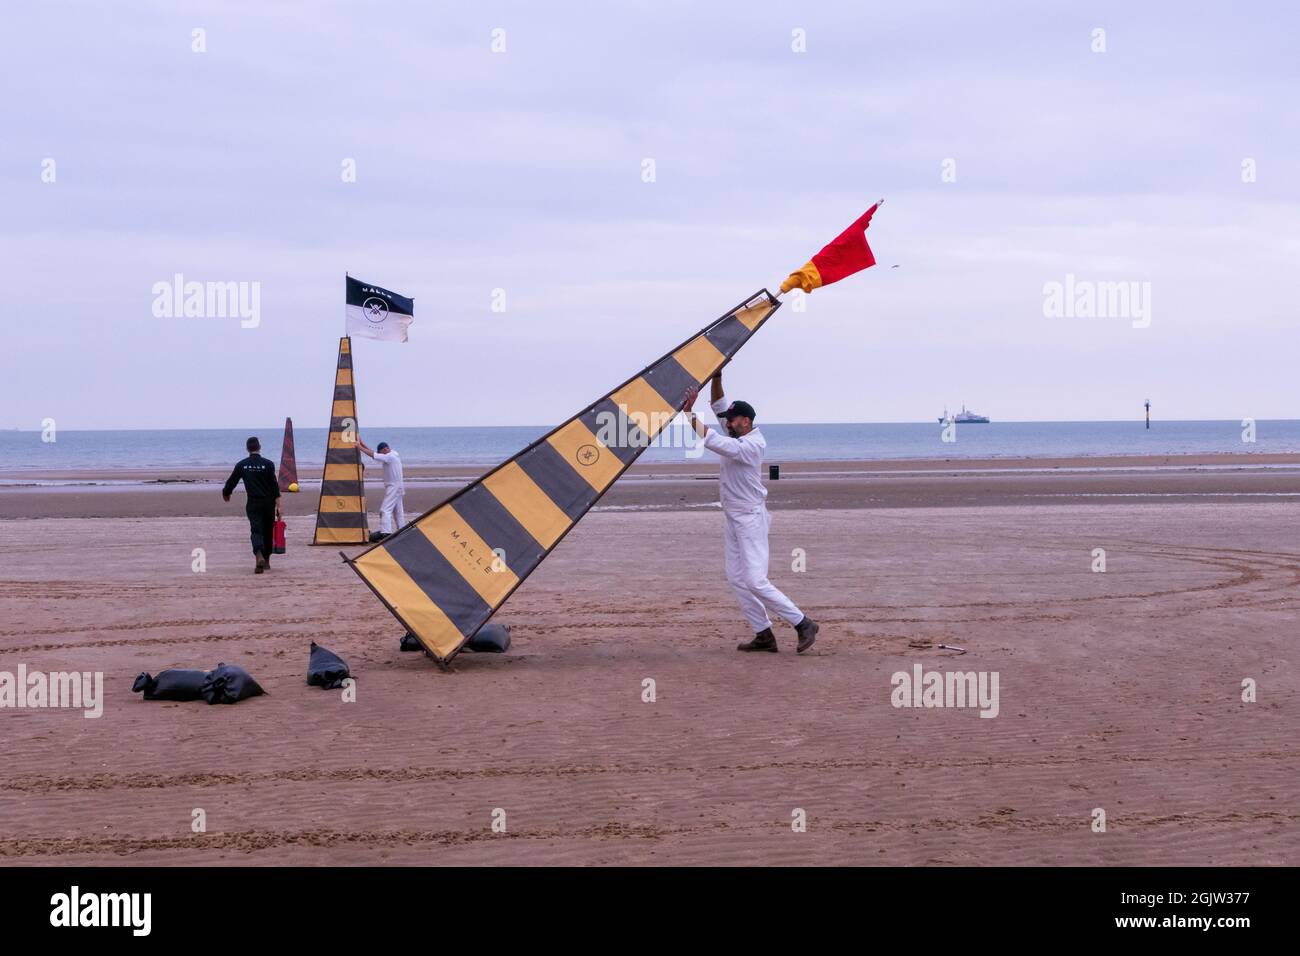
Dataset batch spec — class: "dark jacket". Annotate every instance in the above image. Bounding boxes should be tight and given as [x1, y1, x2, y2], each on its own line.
[223, 454, 281, 501]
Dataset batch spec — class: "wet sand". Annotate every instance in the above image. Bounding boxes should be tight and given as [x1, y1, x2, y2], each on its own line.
[0, 459, 1296, 865]
[3, 454, 1299, 519]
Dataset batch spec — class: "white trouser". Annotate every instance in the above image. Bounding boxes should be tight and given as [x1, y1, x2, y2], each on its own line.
[723, 507, 802, 633]
[379, 484, 405, 534]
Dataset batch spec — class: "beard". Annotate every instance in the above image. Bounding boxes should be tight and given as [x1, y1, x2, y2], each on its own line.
[726, 424, 739, 438]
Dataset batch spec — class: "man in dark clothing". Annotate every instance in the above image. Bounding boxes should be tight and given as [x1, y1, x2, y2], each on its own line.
[222, 436, 281, 574]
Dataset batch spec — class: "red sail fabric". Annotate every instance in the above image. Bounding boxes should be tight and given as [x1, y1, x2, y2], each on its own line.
[810, 203, 878, 286]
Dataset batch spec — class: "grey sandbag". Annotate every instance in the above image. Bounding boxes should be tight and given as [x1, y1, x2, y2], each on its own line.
[200, 662, 266, 705]
[132, 669, 207, 701]
[466, 622, 510, 653]
[307, 641, 350, 689]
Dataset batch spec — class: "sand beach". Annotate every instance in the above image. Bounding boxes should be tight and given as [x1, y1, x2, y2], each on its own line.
[1, 454, 1295, 865]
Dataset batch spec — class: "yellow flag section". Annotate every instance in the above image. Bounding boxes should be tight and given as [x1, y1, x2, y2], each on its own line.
[312, 336, 370, 545]
[348, 290, 781, 662]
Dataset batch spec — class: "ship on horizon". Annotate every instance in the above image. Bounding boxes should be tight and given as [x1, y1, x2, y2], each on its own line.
[939, 404, 990, 424]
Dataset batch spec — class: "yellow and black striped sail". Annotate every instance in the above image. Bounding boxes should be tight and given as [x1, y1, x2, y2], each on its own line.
[312, 336, 370, 545]
[348, 290, 781, 660]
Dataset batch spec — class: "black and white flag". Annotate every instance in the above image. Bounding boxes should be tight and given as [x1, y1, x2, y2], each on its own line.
[345, 276, 414, 343]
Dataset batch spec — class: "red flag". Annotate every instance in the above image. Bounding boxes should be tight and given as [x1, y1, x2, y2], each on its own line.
[781, 203, 879, 294]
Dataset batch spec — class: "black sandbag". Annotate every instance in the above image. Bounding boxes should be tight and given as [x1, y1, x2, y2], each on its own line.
[132, 669, 207, 701]
[200, 662, 266, 705]
[398, 632, 424, 652]
[466, 622, 510, 653]
[307, 641, 351, 689]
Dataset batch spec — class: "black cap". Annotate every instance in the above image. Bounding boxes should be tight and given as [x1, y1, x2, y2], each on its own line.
[376, 442, 390, 453]
[721, 400, 756, 421]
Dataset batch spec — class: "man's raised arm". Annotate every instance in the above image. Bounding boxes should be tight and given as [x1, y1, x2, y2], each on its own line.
[709, 371, 730, 422]
[681, 385, 750, 462]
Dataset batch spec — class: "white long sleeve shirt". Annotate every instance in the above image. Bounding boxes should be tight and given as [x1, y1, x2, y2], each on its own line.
[372, 449, 404, 491]
[703, 396, 767, 513]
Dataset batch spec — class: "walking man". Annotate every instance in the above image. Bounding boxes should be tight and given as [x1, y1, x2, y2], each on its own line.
[222, 436, 281, 574]
[357, 437, 405, 539]
[681, 372, 819, 653]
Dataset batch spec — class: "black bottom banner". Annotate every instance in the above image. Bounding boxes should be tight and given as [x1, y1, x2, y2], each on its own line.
[0, 865, 1286, 942]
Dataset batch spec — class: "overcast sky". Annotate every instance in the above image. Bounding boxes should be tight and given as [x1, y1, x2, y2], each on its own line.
[3, 0, 1297, 429]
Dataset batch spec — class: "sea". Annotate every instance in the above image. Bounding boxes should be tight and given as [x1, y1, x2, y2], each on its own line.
[3, 420, 1299, 473]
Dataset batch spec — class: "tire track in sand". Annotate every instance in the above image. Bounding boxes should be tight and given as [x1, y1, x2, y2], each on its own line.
[6, 749, 1294, 794]
[3, 809, 1295, 858]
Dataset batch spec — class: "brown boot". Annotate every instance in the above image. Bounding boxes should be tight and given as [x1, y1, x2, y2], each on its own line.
[738, 628, 778, 652]
[255, 554, 267, 574]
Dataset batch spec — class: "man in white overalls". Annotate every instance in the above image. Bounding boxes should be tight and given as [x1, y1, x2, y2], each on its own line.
[357, 438, 405, 539]
[682, 372, 819, 654]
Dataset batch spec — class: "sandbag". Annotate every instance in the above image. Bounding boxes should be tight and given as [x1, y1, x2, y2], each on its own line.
[132, 669, 207, 702]
[307, 641, 350, 689]
[200, 663, 266, 705]
[398, 632, 424, 652]
[466, 622, 510, 653]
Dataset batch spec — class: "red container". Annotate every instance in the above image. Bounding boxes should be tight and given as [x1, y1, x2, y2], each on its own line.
[272, 519, 287, 555]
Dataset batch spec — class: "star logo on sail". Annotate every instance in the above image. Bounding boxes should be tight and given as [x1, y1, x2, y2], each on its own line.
[576, 444, 600, 467]
[362, 297, 389, 324]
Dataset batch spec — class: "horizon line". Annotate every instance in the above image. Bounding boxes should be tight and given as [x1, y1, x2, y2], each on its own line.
[3, 417, 1295, 434]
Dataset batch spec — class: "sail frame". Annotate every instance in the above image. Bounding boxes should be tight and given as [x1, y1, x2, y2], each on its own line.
[312, 336, 370, 545]
[344, 288, 782, 662]
[278, 416, 299, 492]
